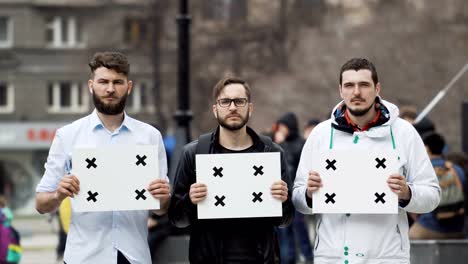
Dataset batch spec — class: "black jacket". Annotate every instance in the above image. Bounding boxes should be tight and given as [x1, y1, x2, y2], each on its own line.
[168, 127, 295, 264]
[277, 112, 305, 182]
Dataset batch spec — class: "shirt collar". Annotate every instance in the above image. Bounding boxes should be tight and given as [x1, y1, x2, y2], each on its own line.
[344, 108, 382, 132]
[90, 109, 133, 132]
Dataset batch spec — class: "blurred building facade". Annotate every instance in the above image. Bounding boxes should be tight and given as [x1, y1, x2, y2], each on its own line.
[0, 0, 161, 213]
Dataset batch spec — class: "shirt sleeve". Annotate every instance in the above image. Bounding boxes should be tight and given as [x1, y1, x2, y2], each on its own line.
[36, 129, 67, 193]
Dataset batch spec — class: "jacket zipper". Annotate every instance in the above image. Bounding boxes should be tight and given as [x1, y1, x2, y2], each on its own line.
[315, 218, 322, 250]
[396, 224, 403, 250]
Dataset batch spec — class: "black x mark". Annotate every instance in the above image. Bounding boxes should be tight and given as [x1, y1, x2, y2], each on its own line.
[325, 159, 337, 170]
[375, 157, 387, 169]
[214, 195, 226, 206]
[213, 167, 223, 177]
[135, 189, 147, 200]
[86, 157, 97, 169]
[325, 193, 336, 204]
[253, 165, 264, 176]
[252, 192, 263, 203]
[136, 155, 147, 166]
[374, 192, 386, 204]
[86, 191, 99, 202]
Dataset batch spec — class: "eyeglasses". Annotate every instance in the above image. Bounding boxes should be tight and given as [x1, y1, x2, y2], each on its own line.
[217, 98, 249, 108]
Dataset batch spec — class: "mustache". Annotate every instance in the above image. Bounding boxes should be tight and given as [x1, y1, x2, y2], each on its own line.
[351, 97, 365, 102]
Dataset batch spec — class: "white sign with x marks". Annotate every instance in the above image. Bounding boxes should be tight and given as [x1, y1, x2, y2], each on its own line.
[71, 145, 160, 212]
[196, 152, 282, 219]
[312, 149, 399, 214]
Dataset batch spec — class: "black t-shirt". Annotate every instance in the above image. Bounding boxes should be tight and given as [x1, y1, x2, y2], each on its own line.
[215, 143, 261, 263]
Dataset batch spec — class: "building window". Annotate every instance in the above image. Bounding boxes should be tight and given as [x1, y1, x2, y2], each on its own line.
[0, 81, 14, 113]
[124, 18, 150, 46]
[127, 82, 155, 113]
[45, 16, 84, 48]
[47, 81, 88, 113]
[201, 0, 247, 22]
[0, 16, 13, 48]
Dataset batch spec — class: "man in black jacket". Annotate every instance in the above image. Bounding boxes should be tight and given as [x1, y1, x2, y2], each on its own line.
[168, 76, 294, 264]
[274, 112, 314, 264]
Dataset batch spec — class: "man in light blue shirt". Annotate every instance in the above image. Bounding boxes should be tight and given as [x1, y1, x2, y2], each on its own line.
[35, 52, 170, 264]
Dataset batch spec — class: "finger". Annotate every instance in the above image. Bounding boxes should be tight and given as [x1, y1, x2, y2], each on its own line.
[65, 176, 80, 191]
[271, 189, 287, 195]
[149, 183, 170, 192]
[271, 184, 287, 191]
[309, 170, 320, 176]
[388, 174, 404, 180]
[308, 174, 322, 182]
[60, 182, 79, 195]
[193, 186, 207, 193]
[388, 183, 402, 191]
[192, 183, 206, 188]
[272, 194, 287, 201]
[57, 187, 74, 198]
[192, 191, 207, 198]
[308, 186, 320, 193]
[307, 181, 322, 188]
[150, 187, 170, 196]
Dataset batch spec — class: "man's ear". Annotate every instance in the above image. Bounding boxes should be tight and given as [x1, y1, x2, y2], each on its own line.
[212, 104, 217, 118]
[127, 80, 133, 95]
[375, 82, 381, 96]
[88, 80, 94, 94]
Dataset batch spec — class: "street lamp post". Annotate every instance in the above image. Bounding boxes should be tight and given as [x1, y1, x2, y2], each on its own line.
[170, 0, 192, 179]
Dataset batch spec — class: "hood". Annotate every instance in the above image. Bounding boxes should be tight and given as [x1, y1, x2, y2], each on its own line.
[330, 97, 400, 135]
[277, 112, 299, 140]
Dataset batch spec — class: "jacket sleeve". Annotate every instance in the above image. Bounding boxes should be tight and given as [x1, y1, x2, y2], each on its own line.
[400, 125, 441, 213]
[292, 133, 314, 214]
[168, 143, 197, 228]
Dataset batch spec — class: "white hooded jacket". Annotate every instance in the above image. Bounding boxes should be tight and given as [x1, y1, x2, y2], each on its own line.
[293, 99, 440, 264]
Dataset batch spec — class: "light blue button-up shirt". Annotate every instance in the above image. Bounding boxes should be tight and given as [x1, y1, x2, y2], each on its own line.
[36, 110, 168, 264]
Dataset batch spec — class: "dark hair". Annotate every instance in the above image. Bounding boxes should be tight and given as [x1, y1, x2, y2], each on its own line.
[89, 52, 130, 77]
[306, 118, 321, 127]
[422, 132, 445, 155]
[212, 76, 251, 103]
[339, 58, 379, 85]
[399, 106, 418, 120]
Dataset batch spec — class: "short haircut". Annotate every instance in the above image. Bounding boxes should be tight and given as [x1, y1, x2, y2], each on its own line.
[422, 132, 445, 155]
[89, 51, 130, 77]
[339, 58, 379, 85]
[212, 76, 251, 103]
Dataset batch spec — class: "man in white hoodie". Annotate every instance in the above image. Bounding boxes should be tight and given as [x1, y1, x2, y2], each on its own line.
[293, 58, 440, 264]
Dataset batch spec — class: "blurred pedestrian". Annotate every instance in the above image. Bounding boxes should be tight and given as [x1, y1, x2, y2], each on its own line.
[0, 195, 21, 264]
[303, 118, 321, 140]
[409, 132, 465, 239]
[274, 112, 314, 264]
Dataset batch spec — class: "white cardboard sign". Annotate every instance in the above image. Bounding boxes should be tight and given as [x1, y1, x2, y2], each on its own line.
[72, 145, 160, 212]
[196, 152, 282, 219]
[312, 150, 399, 214]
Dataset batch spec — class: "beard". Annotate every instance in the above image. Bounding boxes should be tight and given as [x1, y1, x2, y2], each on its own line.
[347, 101, 375, 117]
[92, 91, 127, 115]
[217, 110, 250, 131]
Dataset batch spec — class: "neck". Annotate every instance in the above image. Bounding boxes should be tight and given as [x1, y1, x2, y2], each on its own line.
[96, 111, 125, 132]
[347, 107, 377, 129]
[429, 154, 442, 160]
[218, 126, 253, 150]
